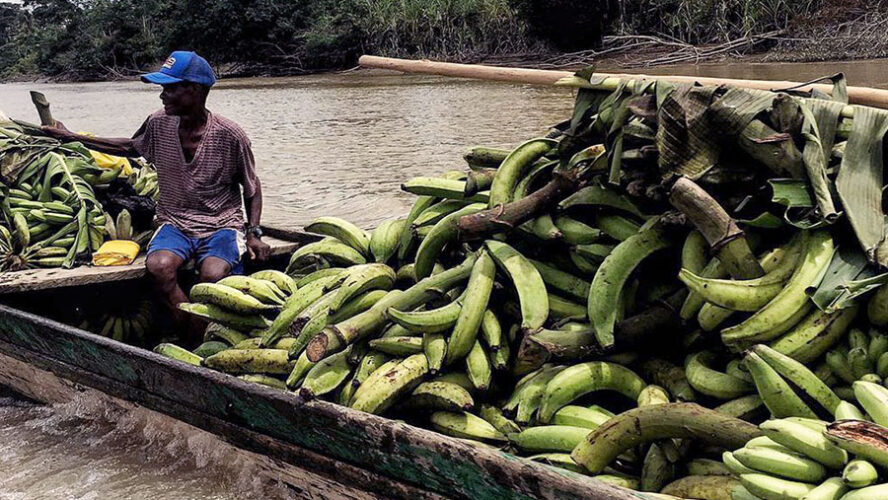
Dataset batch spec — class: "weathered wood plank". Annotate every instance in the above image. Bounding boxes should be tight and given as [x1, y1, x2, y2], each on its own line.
[0, 304, 654, 500]
[0, 346, 444, 500]
[0, 230, 309, 294]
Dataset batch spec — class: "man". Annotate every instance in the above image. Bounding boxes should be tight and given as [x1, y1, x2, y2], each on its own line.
[43, 51, 271, 338]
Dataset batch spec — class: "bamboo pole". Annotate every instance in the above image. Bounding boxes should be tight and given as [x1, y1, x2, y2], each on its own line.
[359, 55, 888, 111]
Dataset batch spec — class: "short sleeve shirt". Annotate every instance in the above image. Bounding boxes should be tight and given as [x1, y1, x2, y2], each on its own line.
[131, 110, 258, 238]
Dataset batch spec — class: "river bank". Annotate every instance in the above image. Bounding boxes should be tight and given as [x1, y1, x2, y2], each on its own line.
[5, 47, 886, 86]
[2, 0, 882, 84]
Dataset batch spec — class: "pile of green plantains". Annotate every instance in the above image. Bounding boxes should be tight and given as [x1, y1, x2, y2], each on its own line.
[156, 71, 888, 499]
[0, 120, 157, 270]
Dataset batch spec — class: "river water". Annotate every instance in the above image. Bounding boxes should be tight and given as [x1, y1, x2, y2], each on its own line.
[0, 59, 886, 498]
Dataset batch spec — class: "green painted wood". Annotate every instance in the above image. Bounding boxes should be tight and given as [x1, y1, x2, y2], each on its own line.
[0, 304, 655, 500]
[0, 341, 442, 500]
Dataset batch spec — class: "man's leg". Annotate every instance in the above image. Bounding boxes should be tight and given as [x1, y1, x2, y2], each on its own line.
[196, 228, 243, 283]
[198, 257, 231, 283]
[145, 250, 187, 308]
[145, 225, 200, 345]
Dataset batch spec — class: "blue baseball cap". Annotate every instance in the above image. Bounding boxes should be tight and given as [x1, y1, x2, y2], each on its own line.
[141, 51, 216, 86]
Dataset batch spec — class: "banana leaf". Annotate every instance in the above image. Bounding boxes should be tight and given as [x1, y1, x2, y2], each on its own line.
[799, 98, 844, 223]
[606, 80, 654, 185]
[835, 105, 888, 265]
[768, 178, 830, 229]
[809, 245, 888, 312]
[558, 68, 611, 161]
[656, 84, 720, 179]
[42, 152, 100, 268]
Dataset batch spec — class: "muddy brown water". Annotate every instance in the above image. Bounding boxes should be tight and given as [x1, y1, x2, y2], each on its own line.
[0, 59, 886, 498]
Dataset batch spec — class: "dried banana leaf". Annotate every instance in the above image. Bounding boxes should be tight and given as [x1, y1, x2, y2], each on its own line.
[656, 84, 720, 179]
[799, 98, 844, 223]
[835, 105, 888, 265]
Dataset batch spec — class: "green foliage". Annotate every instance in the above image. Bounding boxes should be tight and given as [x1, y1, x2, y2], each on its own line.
[0, 0, 833, 80]
[612, 0, 821, 43]
[0, 0, 536, 79]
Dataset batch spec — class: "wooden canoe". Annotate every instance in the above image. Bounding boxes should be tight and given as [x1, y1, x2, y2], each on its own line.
[0, 226, 653, 500]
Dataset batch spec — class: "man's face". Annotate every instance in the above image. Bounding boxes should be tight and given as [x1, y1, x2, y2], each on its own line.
[159, 82, 202, 116]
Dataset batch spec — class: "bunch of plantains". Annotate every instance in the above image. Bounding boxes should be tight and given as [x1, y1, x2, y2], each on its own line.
[0, 119, 156, 270]
[158, 71, 888, 498]
[79, 298, 154, 344]
[722, 377, 888, 500]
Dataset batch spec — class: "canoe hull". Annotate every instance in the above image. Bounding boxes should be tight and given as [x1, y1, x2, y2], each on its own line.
[0, 303, 650, 500]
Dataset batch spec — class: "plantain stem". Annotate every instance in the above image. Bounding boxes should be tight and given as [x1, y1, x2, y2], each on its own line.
[457, 169, 580, 240]
[668, 177, 763, 279]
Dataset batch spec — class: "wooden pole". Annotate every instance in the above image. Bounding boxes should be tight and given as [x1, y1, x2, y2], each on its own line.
[359, 55, 888, 110]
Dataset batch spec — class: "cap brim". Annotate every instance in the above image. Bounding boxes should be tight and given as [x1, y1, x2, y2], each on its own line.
[140, 72, 183, 85]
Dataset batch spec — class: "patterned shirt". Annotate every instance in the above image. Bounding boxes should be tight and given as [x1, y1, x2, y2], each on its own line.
[131, 110, 258, 238]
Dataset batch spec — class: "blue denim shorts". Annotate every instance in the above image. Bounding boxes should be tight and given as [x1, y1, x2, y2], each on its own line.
[147, 224, 245, 274]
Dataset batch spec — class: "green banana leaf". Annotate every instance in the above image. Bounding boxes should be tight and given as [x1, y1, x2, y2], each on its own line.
[809, 245, 888, 312]
[768, 178, 831, 229]
[41, 152, 101, 268]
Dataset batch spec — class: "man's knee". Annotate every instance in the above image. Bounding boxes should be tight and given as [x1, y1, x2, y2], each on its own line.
[199, 258, 231, 283]
[146, 251, 182, 283]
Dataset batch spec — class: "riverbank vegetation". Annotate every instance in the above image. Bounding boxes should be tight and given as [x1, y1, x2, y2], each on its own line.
[0, 0, 881, 81]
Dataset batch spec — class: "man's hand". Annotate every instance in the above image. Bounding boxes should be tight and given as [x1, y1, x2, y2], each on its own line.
[246, 235, 271, 261]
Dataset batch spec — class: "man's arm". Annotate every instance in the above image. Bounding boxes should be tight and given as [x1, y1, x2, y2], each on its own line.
[41, 122, 140, 158]
[244, 178, 271, 261]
